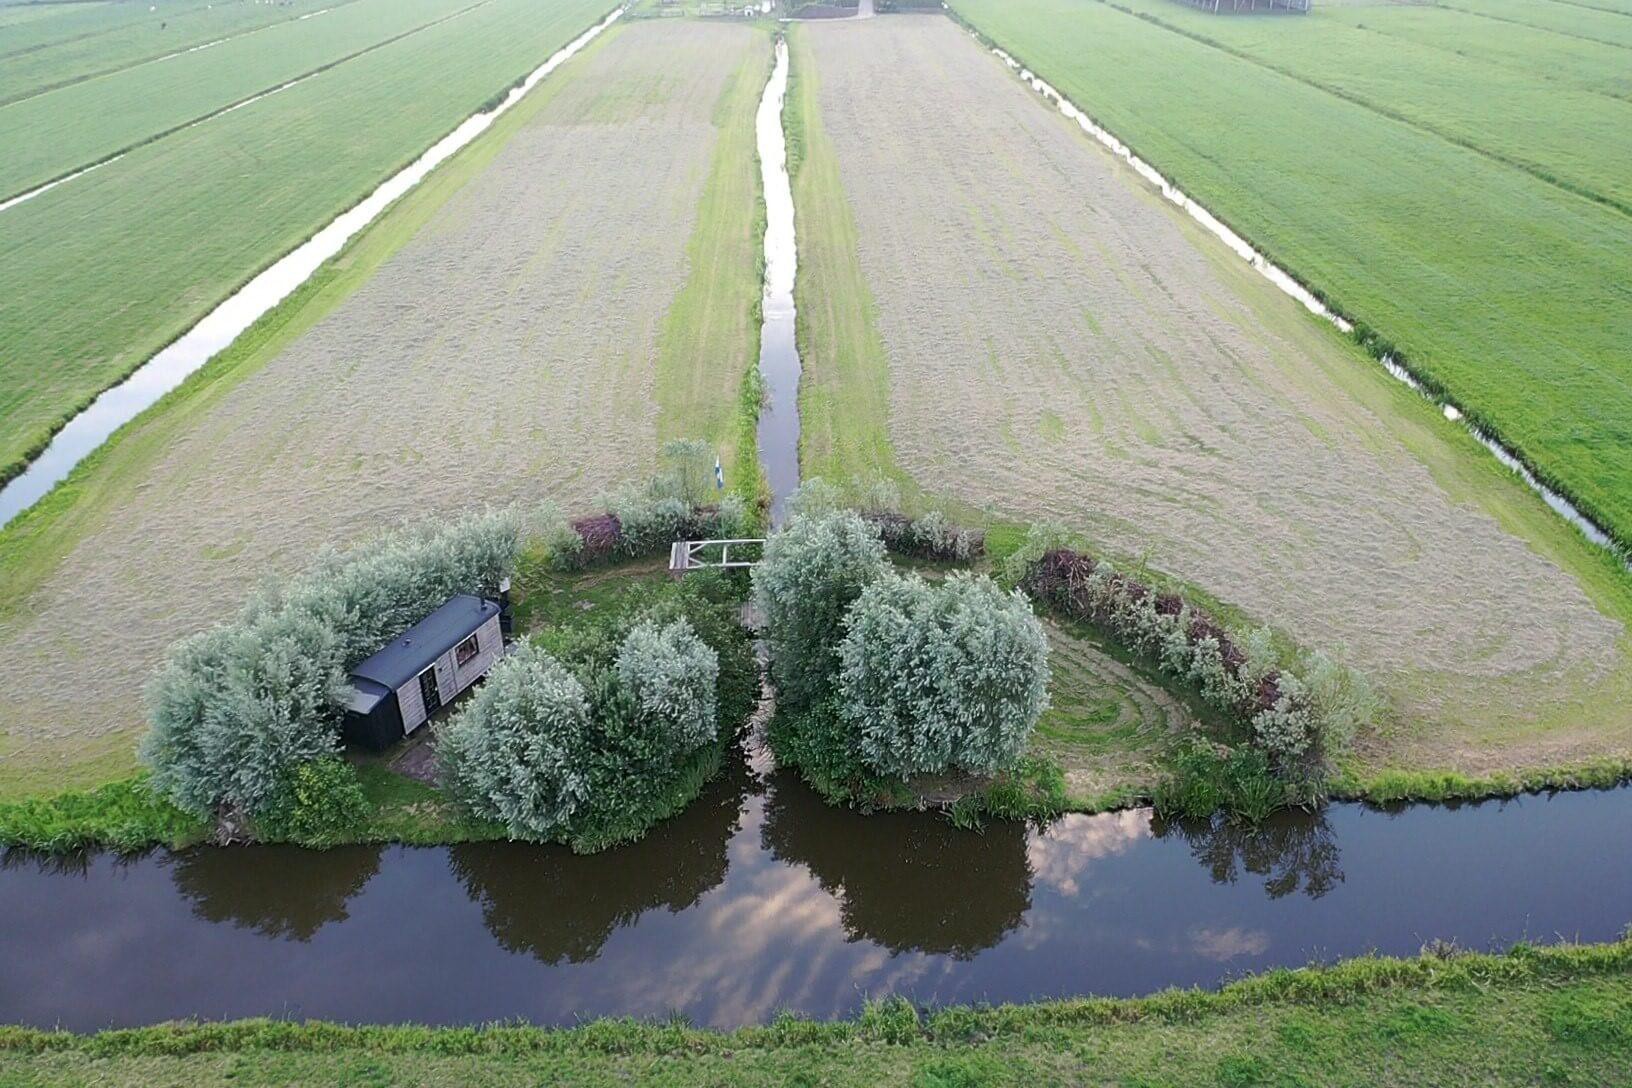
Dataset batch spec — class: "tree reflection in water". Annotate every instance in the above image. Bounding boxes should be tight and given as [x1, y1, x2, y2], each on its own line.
[760, 772, 1033, 958]
[449, 763, 751, 965]
[166, 844, 384, 940]
[1154, 808, 1344, 899]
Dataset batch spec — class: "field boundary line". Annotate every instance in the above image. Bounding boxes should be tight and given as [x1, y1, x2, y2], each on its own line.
[1545, 0, 1632, 18]
[0, 0, 372, 108]
[1427, 0, 1632, 52]
[945, 7, 1632, 566]
[0, 0, 351, 62]
[0, 0, 504, 210]
[1101, 1, 1632, 220]
[1338, 21, 1632, 107]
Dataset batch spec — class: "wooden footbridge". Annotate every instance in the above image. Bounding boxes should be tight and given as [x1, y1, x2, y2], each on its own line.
[668, 538, 766, 574]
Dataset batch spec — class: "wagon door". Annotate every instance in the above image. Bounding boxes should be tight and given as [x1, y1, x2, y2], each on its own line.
[415, 665, 442, 727]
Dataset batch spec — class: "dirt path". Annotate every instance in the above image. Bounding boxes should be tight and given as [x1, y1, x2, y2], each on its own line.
[799, 16, 1630, 773]
[0, 20, 762, 795]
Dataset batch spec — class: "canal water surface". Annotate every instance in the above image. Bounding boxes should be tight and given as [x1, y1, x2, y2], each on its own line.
[754, 37, 801, 527]
[3, 764, 1628, 1031]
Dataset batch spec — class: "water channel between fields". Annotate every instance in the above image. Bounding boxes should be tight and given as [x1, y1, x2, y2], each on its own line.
[755, 37, 801, 527]
[2, 765, 1629, 1032]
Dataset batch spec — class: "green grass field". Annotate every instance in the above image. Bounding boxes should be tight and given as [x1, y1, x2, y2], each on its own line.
[2, 939, 1628, 1086]
[1104, 0, 1632, 212]
[0, 0, 490, 199]
[0, 0, 614, 484]
[653, 26, 774, 498]
[785, 29, 903, 490]
[0, 0, 344, 104]
[948, 0, 1632, 552]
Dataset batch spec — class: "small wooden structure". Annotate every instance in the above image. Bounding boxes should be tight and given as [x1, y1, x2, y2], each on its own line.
[342, 594, 504, 751]
[669, 538, 766, 574]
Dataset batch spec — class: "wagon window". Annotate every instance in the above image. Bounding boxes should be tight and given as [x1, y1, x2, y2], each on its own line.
[455, 632, 480, 667]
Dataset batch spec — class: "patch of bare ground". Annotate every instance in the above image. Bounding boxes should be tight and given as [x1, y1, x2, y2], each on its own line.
[801, 16, 1631, 773]
[0, 20, 760, 792]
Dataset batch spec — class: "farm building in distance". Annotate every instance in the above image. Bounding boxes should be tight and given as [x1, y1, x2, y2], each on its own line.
[1172, 0, 1309, 12]
[342, 594, 503, 751]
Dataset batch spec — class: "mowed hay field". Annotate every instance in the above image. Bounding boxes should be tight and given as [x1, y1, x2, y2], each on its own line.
[0, 0, 614, 483]
[791, 16, 1632, 778]
[948, 0, 1632, 552]
[0, 18, 768, 797]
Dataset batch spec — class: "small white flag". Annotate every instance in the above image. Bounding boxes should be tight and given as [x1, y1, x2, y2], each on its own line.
[714, 456, 725, 492]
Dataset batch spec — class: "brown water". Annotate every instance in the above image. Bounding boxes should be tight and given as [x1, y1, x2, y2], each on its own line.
[3, 760, 1628, 1031]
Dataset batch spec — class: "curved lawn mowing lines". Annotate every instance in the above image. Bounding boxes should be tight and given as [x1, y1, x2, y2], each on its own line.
[1103, 1, 1632, 220]
[0, 0, 370, 108]
[1038, 621, 1194, 802]
[0, 0, 501, 210]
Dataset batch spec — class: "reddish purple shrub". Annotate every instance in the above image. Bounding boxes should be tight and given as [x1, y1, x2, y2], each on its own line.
[571, 513, 622, 565]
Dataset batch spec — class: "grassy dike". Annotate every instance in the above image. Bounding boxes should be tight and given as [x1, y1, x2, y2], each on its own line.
[653, 24, 774, 502]
[784, 27, 904, 491]
[1, 940, 1629, 1086]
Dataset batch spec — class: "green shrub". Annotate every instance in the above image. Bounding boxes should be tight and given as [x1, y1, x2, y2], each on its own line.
[837, 572, 1050, 778]
[257, 757, 368, 845]
[610, 617, 720, 765]
[1017, 526, 1378, 785]
[752, 507, 889, 715]
[142, 505, 538, 817]
[604, 440, 754, 558]
[436, 643, 595, 840]
[0, 776, 208, 853]
[1153, 740, 1289, 823]
[438, 615, 722, 844]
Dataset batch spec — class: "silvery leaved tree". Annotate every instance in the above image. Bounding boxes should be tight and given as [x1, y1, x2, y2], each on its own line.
[438, 617, 721, 842]
[437, 642, 594, 840]
[838, 571, 1050, 778]
[751, 506, 890, 715]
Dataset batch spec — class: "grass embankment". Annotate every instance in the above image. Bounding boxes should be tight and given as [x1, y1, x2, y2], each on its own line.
[947, 0, 1632, 552]
[0, 0, 617, 483]
[784, 27, 904, 490]
[653, 26, 774, 504]
[3, 940, 1630, 1085]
